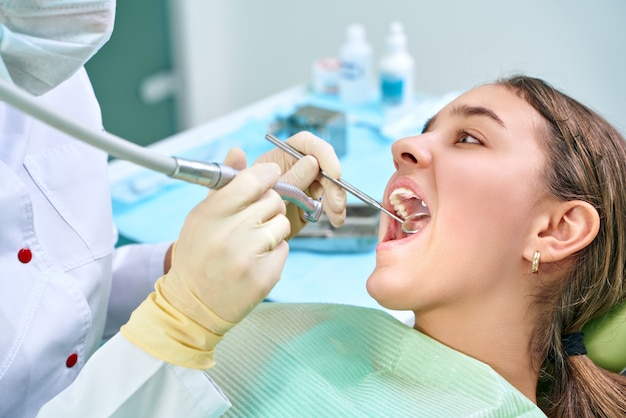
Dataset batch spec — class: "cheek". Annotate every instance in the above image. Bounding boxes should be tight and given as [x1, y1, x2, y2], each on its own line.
[444, 164, 533, 237]
[435, 188, 533, 286]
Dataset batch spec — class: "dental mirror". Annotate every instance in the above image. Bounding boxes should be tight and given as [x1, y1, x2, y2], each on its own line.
[400, 213, 430, 234]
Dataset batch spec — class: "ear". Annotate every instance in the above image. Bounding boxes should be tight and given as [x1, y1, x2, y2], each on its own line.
[525, 200, 600, 264]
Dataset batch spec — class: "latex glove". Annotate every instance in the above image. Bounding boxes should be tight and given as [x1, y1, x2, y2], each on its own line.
[256, 131, 347, 239]
[122, 149, 290, 369]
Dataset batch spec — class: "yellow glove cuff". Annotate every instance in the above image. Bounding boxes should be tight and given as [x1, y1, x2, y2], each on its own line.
[121, 279, 236, 369]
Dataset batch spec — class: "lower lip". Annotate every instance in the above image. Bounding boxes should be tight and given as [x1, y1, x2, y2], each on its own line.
[376, 228, 423, 252]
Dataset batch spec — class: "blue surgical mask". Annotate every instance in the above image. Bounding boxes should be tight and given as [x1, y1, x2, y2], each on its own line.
[0, 0, 115, 95]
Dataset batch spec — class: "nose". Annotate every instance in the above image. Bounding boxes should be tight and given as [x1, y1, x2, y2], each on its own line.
[391, 134, 432, 172]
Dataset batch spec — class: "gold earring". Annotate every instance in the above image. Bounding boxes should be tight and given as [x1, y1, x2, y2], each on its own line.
[531, 251, 540, 274]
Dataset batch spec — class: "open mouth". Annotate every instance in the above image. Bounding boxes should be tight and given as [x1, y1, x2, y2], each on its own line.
[389, 187, 431, 235]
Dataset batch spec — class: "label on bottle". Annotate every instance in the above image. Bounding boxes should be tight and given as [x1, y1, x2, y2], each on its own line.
[339, 59, 371, 104]
[340, 61, 366, 81]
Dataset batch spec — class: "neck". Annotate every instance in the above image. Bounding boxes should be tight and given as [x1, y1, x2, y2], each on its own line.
[413, 296, 540, 402]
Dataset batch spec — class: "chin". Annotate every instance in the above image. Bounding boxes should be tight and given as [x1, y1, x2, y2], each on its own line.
[366, 270, 413, 311]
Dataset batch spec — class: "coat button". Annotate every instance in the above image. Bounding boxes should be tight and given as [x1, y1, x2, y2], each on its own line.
[66, 353, 79, 368]
[17, 248, 32, 263]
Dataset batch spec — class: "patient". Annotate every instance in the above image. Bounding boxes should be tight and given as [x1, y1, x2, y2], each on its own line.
[204, 75, 626, 417]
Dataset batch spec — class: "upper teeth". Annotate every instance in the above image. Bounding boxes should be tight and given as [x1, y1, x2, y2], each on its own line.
[389, 187, 429, 220]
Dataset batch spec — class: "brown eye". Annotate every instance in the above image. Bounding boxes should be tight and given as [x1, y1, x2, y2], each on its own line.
[457, 130, 482, 145]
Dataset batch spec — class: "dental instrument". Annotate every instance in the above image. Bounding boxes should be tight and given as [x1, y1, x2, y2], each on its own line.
[265, 133, 422, 234]
[0, 78, 322, 222]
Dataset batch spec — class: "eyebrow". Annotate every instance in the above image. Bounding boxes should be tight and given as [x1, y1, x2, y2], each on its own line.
[422, 104, 506, 133]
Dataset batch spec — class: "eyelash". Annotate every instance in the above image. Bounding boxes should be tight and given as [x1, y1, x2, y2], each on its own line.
[456, 129, 482, 145]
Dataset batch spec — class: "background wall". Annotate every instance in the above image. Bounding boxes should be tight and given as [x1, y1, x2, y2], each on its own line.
[86, 0, 177, 146]
[170, 0, 626, 134]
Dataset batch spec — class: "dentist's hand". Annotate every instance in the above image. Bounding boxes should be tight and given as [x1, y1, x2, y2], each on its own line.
[256, 131, 347, 239]
[122, 150, 290, 369]
[165, 160, 289, 323]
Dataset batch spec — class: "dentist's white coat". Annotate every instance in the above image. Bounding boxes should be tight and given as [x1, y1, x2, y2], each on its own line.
[0, 69, 229, 417]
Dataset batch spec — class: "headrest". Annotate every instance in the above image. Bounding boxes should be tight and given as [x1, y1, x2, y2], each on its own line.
[583, 301, 626, 373]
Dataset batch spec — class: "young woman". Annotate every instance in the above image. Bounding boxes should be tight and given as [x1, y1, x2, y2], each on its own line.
[202, 76, 626, 417]
[369, 75, 626, 416]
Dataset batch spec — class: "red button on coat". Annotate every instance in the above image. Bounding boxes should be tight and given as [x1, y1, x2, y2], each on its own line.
[17, 248, 32, 263]
[66, 353, 78, 368]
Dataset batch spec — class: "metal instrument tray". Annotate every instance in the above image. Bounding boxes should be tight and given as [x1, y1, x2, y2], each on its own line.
[290, 204, 379, 253]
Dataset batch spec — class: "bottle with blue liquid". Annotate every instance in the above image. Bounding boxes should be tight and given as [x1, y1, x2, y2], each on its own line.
[338, 24, 373, 105]
[379, 22, 414, 109]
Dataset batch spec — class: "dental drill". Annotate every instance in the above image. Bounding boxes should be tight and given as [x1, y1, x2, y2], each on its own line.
[0, 78, 322, 222]
[172, 159, 322, 221]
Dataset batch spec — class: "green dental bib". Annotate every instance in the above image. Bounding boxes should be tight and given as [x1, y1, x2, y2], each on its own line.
[206, 303, 545, 417]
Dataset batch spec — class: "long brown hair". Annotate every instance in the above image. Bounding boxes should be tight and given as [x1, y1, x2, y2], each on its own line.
[497, 76, 626, 417]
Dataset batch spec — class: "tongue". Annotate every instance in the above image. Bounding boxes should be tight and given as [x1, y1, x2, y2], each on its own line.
[404, 197, 430, 217]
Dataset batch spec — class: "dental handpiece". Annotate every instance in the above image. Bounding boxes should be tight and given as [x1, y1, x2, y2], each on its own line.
[171, 158, 322, 222]
[0, 77, 322, 222]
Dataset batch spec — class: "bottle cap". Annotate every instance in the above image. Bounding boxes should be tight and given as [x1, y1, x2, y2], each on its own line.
[387, 22, 407, 51]
[347, 24, 366, 42]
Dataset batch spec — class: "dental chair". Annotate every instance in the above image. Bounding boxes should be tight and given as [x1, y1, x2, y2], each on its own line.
[583, 301, 626, 375]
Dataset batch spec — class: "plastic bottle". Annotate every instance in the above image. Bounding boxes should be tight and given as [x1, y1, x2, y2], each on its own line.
[379, 22, 414, 108]
[338, 24, 373, 105]
[311, 57, 340, 95]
